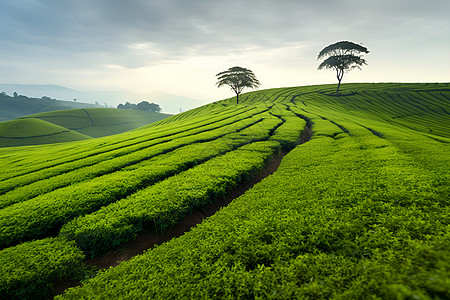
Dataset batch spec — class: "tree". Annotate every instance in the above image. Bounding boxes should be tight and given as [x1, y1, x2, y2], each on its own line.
[148, 102, 161, 113]
[216, 66, 260, 104]
[117, 101, 161, 112]
[136, 101, 161, 112]
[317, 41, 369, 93]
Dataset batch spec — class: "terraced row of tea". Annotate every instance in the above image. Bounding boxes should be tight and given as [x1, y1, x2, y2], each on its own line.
[0, 83, 449, 299]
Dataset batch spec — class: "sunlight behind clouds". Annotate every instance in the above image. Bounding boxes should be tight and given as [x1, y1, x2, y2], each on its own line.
[0, 0, 448, 101]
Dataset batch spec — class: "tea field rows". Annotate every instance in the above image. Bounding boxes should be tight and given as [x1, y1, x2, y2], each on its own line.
[0, 108, 172, 147]
[0, 83, 449, 299]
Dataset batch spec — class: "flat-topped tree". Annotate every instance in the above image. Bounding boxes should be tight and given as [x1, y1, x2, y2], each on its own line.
[216, 66, 260, 104]
[318, 41, 369, 93]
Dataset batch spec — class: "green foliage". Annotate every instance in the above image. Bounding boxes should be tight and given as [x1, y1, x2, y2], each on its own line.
[0, 83, 449, 299]
[216, 66, 261, 104]
[0, 105, 267, 199]
[60, 140, 283, 257]
[117, 101, 161, 112]
[0, 92, 88, 121]
[318, 41, 369, 93]
[0, 118, 91, 147]
[0, 111, 285, 247]
[0, 237, 84, 299]
[0, 108, 171, 147]
[268, 104, 307, 150]
[58, 119, 449, 299]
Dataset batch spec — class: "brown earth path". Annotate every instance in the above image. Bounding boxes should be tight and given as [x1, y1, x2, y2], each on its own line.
[54, 124, 312, 296]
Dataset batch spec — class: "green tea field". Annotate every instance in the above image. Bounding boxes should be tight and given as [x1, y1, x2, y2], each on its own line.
[0, 83, 449, 299]
[0, 108, 172, 147]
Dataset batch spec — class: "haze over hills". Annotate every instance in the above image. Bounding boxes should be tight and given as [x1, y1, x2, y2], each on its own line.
[0, 108, 171, 147]
[0, 83, 449, 299]
[0, 84, 206, 114]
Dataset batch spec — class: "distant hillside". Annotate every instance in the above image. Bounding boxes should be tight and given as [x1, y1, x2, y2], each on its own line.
[0, 84, 206, 114]
[0, 83, 450, 300]
[0, 91, 99, 122]
[0, 118, 91, 147]
[1, 83, 449, 299]
[0, 108, 171, 147]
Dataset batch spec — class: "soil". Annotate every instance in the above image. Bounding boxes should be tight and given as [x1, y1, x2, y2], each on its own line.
[84, 150, 285, 270]
[54, 123, 312, 296]
[85, 124, 312, 270]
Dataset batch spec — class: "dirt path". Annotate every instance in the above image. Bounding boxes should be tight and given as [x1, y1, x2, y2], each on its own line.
[84, 150, 286, 269]
[86, 124, 312, 269]
[54, 123, 312, 296]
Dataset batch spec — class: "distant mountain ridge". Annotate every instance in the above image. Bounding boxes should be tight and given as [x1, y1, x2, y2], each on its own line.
[0, 84, 205, 114]
[0, 91, 99, 121]
[0, 108, 172, 147]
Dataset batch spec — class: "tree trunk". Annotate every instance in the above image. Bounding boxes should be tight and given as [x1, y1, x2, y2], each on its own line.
[336, 68, 344, 94]
[336, 78, 342, 93]
[236, 93, 239, 104]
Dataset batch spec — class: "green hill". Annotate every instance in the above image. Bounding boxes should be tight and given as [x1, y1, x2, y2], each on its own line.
[0, 108, 172, 147]
[20, 108, 172, 138]
[0, 92, 99, 122]
[0, 118, 91, 147]
[0, 83, 449, 299]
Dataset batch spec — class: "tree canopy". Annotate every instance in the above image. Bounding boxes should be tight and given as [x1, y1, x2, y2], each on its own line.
[318, 41, 369, 93]
[117, 101, 161, 112]
[216, 66, 260, 104]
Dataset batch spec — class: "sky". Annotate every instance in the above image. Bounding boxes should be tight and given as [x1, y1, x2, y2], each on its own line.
[0, 0, 449, 104]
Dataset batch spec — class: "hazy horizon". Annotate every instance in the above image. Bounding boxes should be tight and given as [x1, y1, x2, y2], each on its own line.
[0, 0, 448, 103]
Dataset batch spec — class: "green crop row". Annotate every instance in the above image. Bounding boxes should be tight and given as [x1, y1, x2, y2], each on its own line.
[60, 140, 282, 257]
[0, 109, 272, 208]
[289, 106, 346, 139]
[0, 114, 283, 247]
[0, 104, 246, 181]
[0, 110, 286, 298]
[0, 105, 261, 183]
[58, 124, 450, 299]
[0, 105, 269, 197]
[2, 83, 448, 299]
[0, 237, 84, 300]
[268, 104, 307, 150]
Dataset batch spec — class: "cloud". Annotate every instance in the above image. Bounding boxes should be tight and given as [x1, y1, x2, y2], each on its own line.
[0, 0, 448, 97]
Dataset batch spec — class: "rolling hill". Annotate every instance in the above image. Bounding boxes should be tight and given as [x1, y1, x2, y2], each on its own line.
[0, 83, 206, 114]
[0, 118, 92, 147]
[0, 91, 101, 122]
[0, 83, 449, 299]
[0, 108, 172, 147]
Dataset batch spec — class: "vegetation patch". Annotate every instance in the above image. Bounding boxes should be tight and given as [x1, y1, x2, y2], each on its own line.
[0, 83, 448, 298]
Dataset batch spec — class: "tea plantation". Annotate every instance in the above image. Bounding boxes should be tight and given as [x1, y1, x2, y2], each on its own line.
[0, 83, 449, 299]
[0, 108, 171, 147]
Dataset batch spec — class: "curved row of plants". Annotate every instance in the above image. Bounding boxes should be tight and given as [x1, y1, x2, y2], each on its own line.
[0, 106, 272, 209]
[0, 109, 284, 247]
[58, 88, 450, 299]
[0, 83, 448, 299]
[0, 103, 309, 299]
[0, 105, 263, 190]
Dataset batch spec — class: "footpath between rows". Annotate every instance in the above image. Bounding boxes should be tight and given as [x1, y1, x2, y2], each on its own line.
[54, 122, 313, 296]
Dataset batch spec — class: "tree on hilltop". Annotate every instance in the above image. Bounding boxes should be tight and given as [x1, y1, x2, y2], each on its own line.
[117, 101, 161, 112]
[136, 101, 161, 112]
[216, 66, 260, 104]
[317, 41, 369, 93]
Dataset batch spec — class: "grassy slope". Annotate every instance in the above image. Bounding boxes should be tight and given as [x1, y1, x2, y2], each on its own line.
[0, 108, 171, 147]
[59, 83, 449, 299]
[0, 118, 91, 147]
[0, 83, 449, 299]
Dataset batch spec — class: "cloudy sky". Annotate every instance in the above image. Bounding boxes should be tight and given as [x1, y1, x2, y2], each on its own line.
[0, 0, 448, 103]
